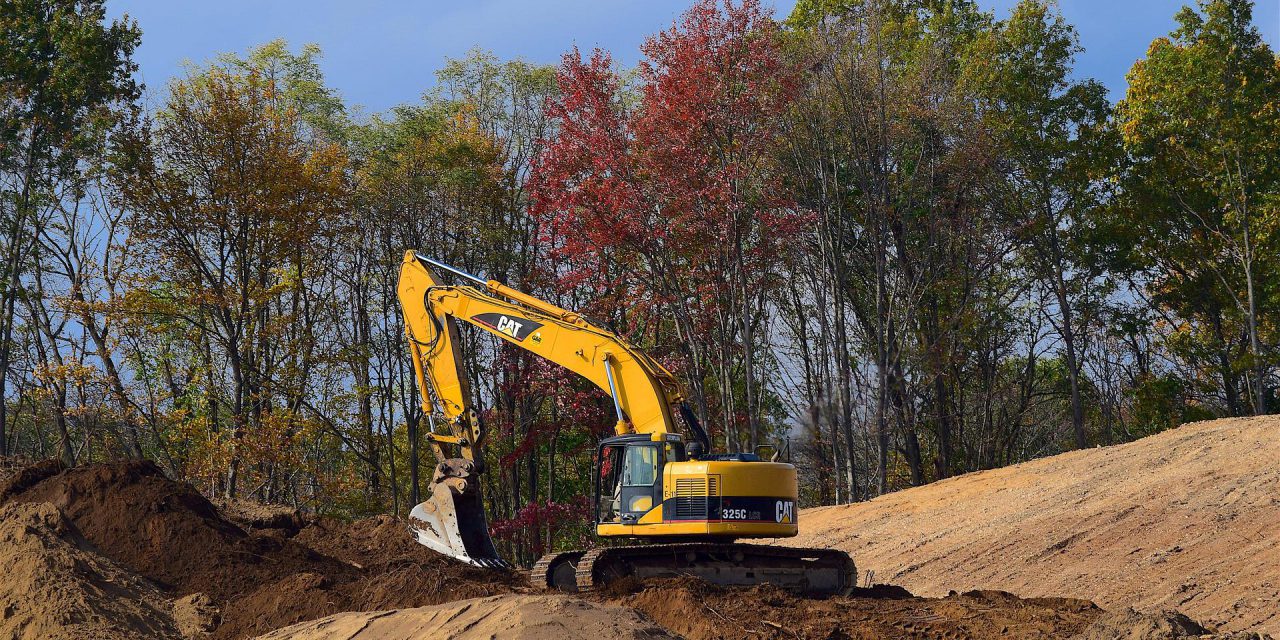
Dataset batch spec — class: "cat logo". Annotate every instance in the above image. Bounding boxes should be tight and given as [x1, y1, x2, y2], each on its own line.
[496, 316, 523, 338]
[775, 500, 794, 524]
[470, 312, 544, 343]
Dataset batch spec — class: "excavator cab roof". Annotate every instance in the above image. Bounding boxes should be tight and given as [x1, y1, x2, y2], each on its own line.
[600, 433, 683, 445]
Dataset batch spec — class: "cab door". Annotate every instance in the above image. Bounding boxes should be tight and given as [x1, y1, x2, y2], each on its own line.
[596, 442, 662, 525]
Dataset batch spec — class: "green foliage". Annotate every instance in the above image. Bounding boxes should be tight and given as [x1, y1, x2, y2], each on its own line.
[0, 0, 141, 460]
[1125, 373, 1215, 439]
[1110, 0, 1280, 415]
[216, 39, 349, 141]
[0, 0, 141, 178]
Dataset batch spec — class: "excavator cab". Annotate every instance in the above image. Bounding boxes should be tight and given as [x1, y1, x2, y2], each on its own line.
[595, 434, 686, 526]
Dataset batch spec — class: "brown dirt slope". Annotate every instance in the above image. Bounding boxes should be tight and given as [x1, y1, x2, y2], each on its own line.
[6, 460, 347, 604]
[0, 501, 180, 640]
[1, 460, 521, 639]
[214, 516, 523, 639]
[254, 594, 677, 640]
[786, 416, 1280, 634]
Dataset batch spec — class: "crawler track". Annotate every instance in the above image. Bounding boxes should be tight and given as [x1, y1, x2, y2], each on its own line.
[534, 543, 855, 595]
[530, 550, 587, 591]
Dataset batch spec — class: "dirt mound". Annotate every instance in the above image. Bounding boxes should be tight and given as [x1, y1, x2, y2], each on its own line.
[292, 515, 525, 608]
[0, 457, 64, 501]
[214, 498, 306, 534]
[0, 501, 180, 640]
[1071, 609, 1268, 639]
[3, 460, 345, 605]
[602, 576, 1103, 640]
[787, 416, 1280, 635]
[255, 593, 676, 640]
[212, 516, 523, 637]
[1, 460, 521, 639]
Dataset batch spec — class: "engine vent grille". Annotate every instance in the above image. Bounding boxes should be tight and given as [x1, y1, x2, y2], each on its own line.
[673, 476, 720, 519]
[675, 478, 706, 497]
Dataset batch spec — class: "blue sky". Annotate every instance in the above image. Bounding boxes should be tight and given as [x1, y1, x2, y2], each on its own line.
[106, 0, 1279, 113]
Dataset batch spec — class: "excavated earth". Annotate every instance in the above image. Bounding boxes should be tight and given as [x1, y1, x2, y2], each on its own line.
[785, 416, 1280, 636]
[0, 501, 179, 640]
[0, 416, 1274, 639]
[0, 460, 520, 639]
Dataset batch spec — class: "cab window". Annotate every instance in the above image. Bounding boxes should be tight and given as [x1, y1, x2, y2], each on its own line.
[597, 445, 624, 523]
[663, 441, 686, 463]
[622, 445, 658, 486]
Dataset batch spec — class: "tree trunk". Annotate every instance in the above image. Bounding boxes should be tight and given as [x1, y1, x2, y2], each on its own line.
[833, 287, 858, 501]
[0, 137, 44, 457]
[1243, 252, 1266, 415]
[1049, 238, 1087, 449]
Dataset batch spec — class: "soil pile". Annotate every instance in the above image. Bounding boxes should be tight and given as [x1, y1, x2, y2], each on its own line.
[5, 460, 345, 604]
[602, 577, 1104, 640]
[1072, 609, 1269, 640]
[293, 515, 525, 608]
[787, 416, 1280, 634]
[1, 460, 520, 639]
[215, 516, 523, 639]
[0, 456, 63, 501]
[214, 498, 306, 533]
[255, 594, 676, 640]
[0, 501, 180, 640]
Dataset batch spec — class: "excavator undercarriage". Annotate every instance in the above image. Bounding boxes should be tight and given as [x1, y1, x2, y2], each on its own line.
[532, 543, 856, 595]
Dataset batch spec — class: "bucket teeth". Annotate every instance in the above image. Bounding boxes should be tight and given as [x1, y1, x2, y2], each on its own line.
[407, 459, 509, 569]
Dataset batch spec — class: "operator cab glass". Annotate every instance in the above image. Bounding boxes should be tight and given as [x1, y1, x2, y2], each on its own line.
[596, 436, 683, 524]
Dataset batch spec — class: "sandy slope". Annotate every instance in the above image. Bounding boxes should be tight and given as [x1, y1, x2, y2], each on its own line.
[0, 502, 180, 640]
[786, 417, 1280, 634]
[254, 594, 676, 640]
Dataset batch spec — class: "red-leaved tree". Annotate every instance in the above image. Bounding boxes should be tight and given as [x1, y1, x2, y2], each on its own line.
[530, 0, 805, 450]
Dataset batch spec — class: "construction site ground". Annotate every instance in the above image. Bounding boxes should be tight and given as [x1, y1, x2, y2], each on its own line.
[0, 416, 1275, 639]
[783, 416, 1280, 636]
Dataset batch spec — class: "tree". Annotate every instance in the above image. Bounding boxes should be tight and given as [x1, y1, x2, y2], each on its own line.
[347, 50, 564, 550]
[118, 61, 348, 497]
[532, 0, 803, 451]
[0, 0, 140, 456]
[971, 0, 1114, 448]
[783, 0, 1023, 490]
[1111, 0, 1280, 416]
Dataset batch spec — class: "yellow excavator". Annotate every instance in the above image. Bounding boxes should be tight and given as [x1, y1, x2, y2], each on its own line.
[397, 251, 854, 593]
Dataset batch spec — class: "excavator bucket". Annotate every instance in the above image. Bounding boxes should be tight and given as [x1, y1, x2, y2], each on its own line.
[408, 459, 509, 569]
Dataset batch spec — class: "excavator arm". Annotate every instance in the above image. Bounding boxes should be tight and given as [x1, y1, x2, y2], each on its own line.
[397, 251, 707, 565]
[399, 251, 691, 445]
